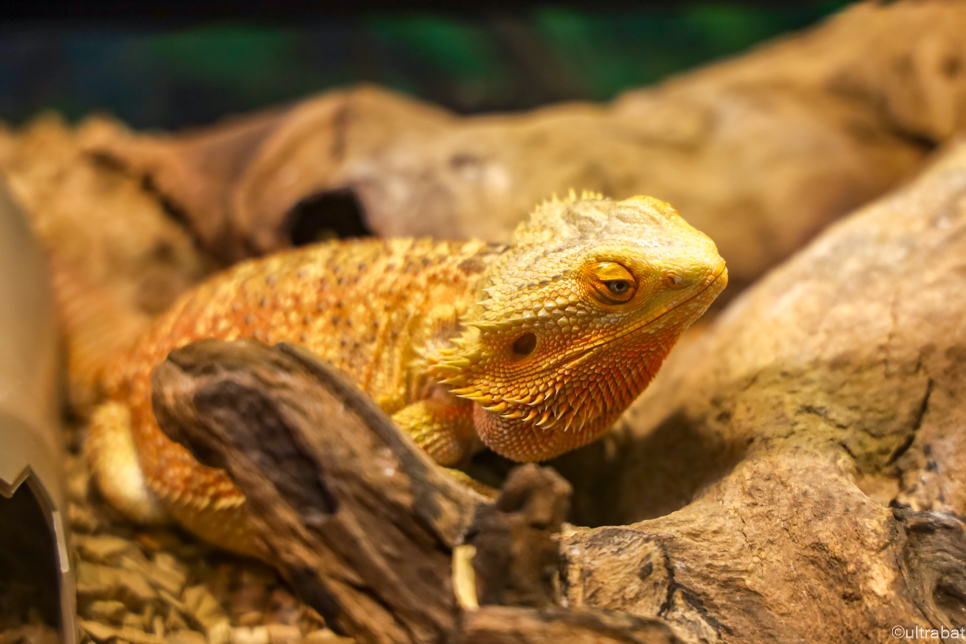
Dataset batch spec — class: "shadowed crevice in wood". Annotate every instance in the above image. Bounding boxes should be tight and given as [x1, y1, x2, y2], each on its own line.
[287, 188, 371, 247]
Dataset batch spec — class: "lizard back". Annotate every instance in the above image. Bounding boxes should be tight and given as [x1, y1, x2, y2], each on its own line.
[94, 236, 502, 554]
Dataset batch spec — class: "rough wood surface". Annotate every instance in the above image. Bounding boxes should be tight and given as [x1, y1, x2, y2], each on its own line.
[552, 136, 966, 642]
[93, 1, 966, 293]
[150, 339, 587, 643]
[0, 115, 216, 413]
[468, 465, 570, 609]
[151, 340, 484, 643]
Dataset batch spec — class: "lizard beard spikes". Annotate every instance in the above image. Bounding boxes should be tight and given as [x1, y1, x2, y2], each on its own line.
[436, 317, 673, 462]
[472, 398, 607, 463]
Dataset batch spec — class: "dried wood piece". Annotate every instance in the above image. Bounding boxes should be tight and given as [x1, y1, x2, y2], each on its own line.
[181, 585, 229, 637]
[80, 620, 165, 644]
[74, 535, 138, 565]
[0, 624, 60, 644]
[469, 464, 570, 608]
[151, 339, 489, 643]
[151, 339, 688, 643]
[898, 509, 966, 634]
[86, 601, 127, 625]
[76, 561, 157, 609]
[0, 115, 216, 413]
[302, 631, 351, 644]
[165, 631, 206, 644]
[551, 130, 966, 642]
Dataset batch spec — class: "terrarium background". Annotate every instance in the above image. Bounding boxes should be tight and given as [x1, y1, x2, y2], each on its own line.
[0, 2, 845, 129]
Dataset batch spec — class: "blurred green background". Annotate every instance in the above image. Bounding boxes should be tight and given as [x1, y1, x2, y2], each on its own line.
[0, 2, 850, 131]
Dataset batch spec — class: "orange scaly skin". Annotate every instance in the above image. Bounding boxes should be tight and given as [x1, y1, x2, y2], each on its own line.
[87, 194, 727, 558]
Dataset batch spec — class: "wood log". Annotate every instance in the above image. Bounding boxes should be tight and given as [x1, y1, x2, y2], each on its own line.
[0, 116, 215, 412]
[151, 340, 482, 643]
[93, 1, 966, 294]
[151, 339, 580, 643]
[553, 136, 966, 641]
[468, 464, 570, 609]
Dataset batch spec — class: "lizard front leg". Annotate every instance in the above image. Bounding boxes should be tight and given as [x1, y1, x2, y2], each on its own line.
[390, 397, 479, 466]
[390, 397, 499, 498]
[391, 398, 499, 500]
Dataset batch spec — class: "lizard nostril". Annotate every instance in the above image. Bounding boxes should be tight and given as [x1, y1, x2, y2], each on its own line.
[512, 332, 537, 356]
[663, 273, 683, 288]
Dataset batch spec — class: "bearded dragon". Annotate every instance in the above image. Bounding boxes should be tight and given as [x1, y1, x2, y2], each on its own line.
[86, 193, 727, 558]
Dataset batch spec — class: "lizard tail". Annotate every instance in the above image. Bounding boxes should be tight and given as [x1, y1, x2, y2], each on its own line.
[87, 399, 268, 556]
[47, 257, 152, 415]
[86, 401, 169, 523]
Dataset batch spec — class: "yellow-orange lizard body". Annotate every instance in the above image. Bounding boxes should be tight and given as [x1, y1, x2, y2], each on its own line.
[86, 194, 727, 558]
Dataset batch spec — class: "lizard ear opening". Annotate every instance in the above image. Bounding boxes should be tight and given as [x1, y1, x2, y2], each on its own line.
[512, 332, 537, 356]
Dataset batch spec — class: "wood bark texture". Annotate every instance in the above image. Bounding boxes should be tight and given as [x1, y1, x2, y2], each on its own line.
[0, 116, 216, 411]
[150, 340, 595, 643]
[554, 138, 966, 642]
[151, 340, 481, 643]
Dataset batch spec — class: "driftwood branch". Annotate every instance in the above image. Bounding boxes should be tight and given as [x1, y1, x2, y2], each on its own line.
[151, 340, 584, 643]
[469, 464, 570, 609]
[459, 606, 686, 644]
[153, 340, 483, 643]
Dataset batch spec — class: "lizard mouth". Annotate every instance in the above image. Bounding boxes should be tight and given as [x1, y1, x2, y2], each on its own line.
[558, 260, 727, 368]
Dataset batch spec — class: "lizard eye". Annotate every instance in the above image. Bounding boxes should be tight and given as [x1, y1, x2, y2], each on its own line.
[587, 261, 637, 304]
[606, 280, 630, 295]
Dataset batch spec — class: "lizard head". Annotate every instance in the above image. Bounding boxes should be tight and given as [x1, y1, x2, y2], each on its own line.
[432, 193, 727, 462]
